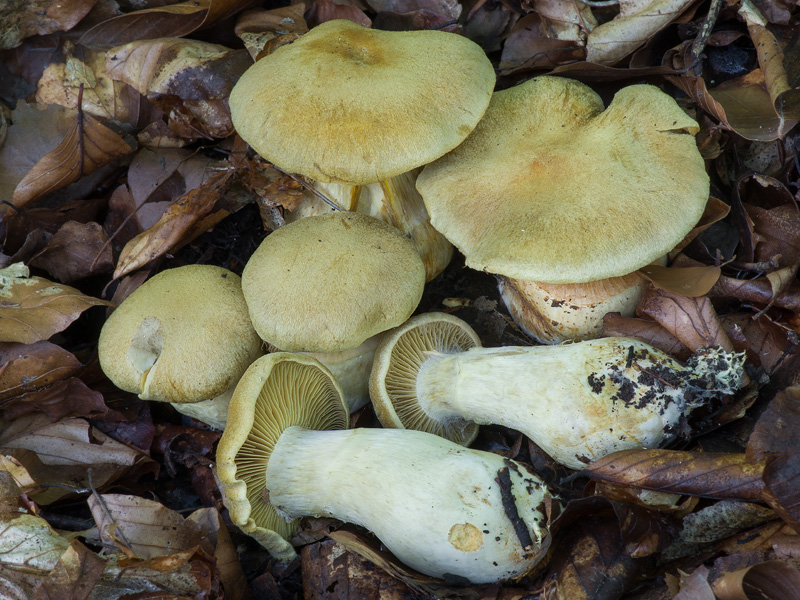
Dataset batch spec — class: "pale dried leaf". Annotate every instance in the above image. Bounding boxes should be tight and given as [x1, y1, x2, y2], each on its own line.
[674, 565, 715, 600]
[188, 508, 250, 600]
[31, 540, 105, 600]
[0, 511, 70, 571]
[88, 494, 213, 559]
[0, 263, 113, 344]
[10, 112, 136, 212]
[586, 0, 695, 65]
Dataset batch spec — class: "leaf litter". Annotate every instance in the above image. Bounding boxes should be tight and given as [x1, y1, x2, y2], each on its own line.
[1, 0, 800, 598]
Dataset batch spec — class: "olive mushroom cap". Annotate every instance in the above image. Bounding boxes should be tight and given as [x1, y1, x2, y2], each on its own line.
[215, 352, 349, 560]
[228, 19, 496, 185]
[369, 312, 482, 445]
[416, 76, 710, 284]
[241, 211, 426, 353]
[98, 265, 263, 406]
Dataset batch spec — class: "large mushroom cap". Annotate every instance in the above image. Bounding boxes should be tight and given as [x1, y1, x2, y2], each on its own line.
[215, 353, 349, 560]
[98, 265, 262, 404]
[370, 312, 482, 446]
[229, 19, 495, 185]
[417, 76, 710, 284]
[242, 211, 426, 353]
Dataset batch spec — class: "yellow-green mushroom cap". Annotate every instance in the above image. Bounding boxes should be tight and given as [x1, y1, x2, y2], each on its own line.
[215, 353, 349, 560]
[417, 76, 710, 284]
[98, 265, 262, 405]
[369, 312, 482, 446]
[241, 212, 426, 353]
[228, 19, 496, 185]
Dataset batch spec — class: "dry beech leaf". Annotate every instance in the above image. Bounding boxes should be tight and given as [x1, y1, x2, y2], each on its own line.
[670, 196, 731, 257]
[746, 203, 800, 266]
[713, 560, 800, 600]
[638, 264, 721, 297]
[31, 539, 105, 600]
[10, 112, 136, 213]
[234, 5, 308, 60]
[29, 221, 114, 284]
[79, 0, 257, 49]
[305, 0, 372, 28]
[0, 341, 81, 401]
[0, 0, 99, 50]
[712, 276, 800, 314]
[0, 263, 114, 344]
[586, 0, 695, 66]
[748, 386, 800, 462]
[499, 13, 587, 74]
[113, 170, 233, 279]
[88, 494, 213, 559]
[583, 449, 765, 501]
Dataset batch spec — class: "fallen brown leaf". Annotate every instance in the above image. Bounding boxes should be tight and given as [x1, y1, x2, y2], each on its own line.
[583, 449, 765, 501]
[10, 111, 136, 213]
[0, 263, 114, 344]
[713, 560, 800, 600]
[29, 220, 114, 284]
[638, 264, 721, 297]
[234, 5, 309, 60]
[0, 341, 81, 401]
[0, 377, 117, 423]
[0, 0, 99, 50]
[31, 539, 105, 600]
[601, 313, 691, 359]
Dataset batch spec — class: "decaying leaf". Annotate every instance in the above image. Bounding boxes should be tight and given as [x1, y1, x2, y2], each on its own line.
[28, 220, 114, 284]
[10, 111, 136, 213]
[234, 5, 308, 60]
[31, 539, 105, 600]
[638, 264, 721, 297]
[0, 263, 113, 344]
[713, 560, 800, 600]
[0, 377, 115, 423]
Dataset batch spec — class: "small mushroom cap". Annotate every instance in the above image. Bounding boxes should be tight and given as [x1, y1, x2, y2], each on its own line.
[215, 353, 349, 560]
[98, 265, 263, 404]
[369, 312, 482, 445]
[242, 212, 426, 353]
[417, 76, 710, 284]
[229, 19, 496, 185]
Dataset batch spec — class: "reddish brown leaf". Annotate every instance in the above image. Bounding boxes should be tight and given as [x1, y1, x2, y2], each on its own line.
[748, 386, 800, 462]
[10, 112, 136, 213]
[762, 454, 800, 528]
[305, 0, 372, 28]
[712, 276, 800, 314]
[583, 449, 765, 501]
[29, 221, 114, 284]
[637, 286, 735, 352]
[498, 13, 586, 74]
[673, 565, 716, 600]
[113, 169, 232, 279]
[746, 203, 800, 266]
[602, 313, 691, 359]
[0, 341, 81, 401]
[31, 539, 105, 600]
[0, 377, 117, 423]
[234, 5, 308, 59]
[79, 0, 257, 49]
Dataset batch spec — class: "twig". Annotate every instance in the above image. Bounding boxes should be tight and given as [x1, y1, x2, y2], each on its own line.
[271, 164, 343, 211]
[691, 0, 723, 70]
[88, 468, 134, 555]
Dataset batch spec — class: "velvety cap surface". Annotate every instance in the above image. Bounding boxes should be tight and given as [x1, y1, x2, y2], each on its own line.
[242, 212, 425, 353]
[98, 265, 262, 404]
[417, 76, 710, 283]
[229, 19, 495, 184]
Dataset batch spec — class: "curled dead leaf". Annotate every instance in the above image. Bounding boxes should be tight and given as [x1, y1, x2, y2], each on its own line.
[713, 560, 800, 600]
[0, 341, 81, 401]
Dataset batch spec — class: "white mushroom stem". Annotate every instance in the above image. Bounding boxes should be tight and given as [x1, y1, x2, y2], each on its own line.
[265, 427, 553, 583]
[413, 338, 744, 469]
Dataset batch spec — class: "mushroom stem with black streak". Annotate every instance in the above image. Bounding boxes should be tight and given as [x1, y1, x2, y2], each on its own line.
[216, 352, 557, 583]
[369, 313, 745, 469]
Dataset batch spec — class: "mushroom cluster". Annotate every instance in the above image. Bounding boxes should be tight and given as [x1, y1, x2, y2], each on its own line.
[95, 20, 741, 587]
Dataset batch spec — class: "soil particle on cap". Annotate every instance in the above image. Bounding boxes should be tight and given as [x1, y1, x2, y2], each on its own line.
[588, 372, 605, 393]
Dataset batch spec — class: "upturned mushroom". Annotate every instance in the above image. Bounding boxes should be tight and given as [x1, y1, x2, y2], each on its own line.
[416, 76, 710, 342]
[229, 19, 496, 280]
[240, 211, 425, 411]
[369, 313, 745, 469]
[216, 352, 557, 583]
[98, 265, 263, 429]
